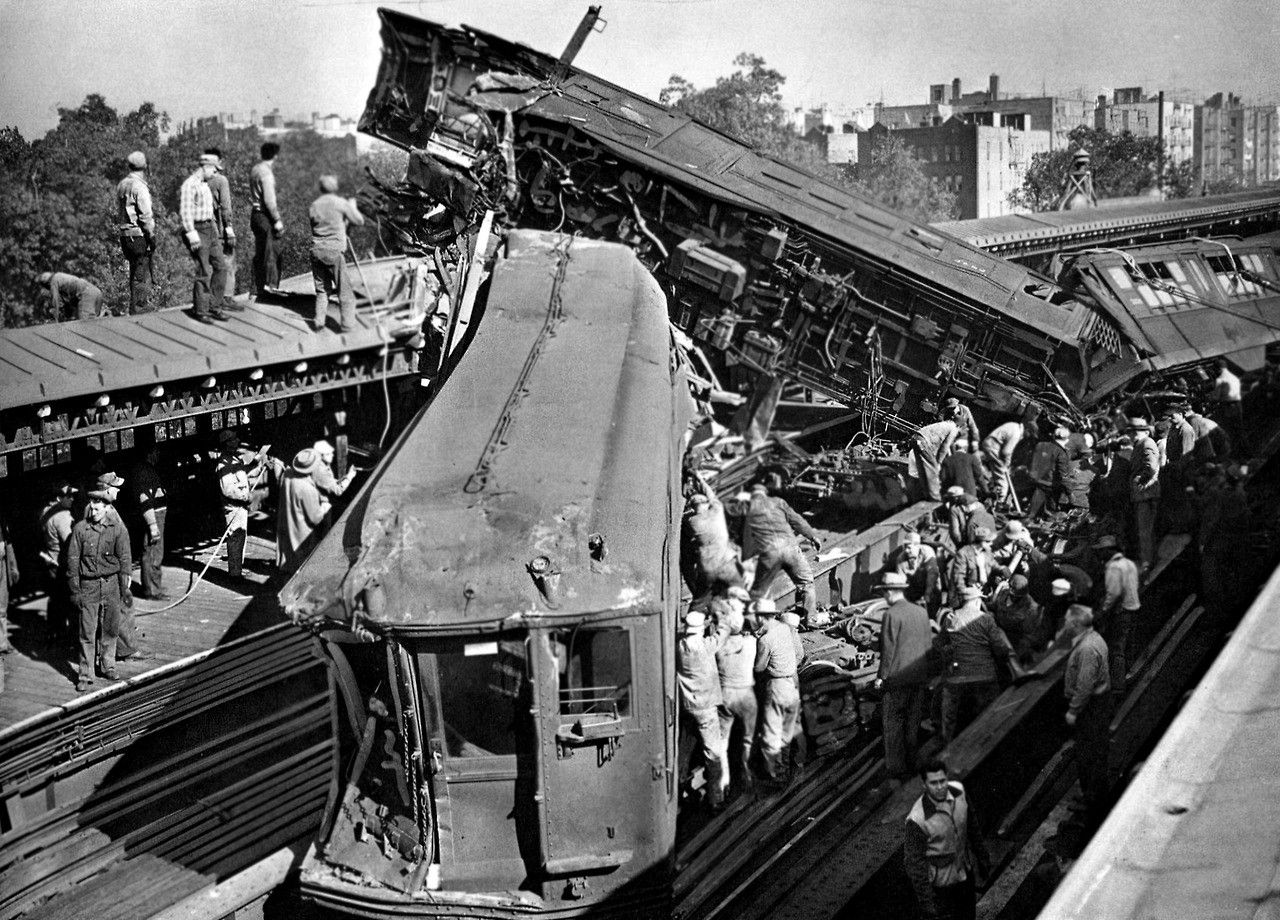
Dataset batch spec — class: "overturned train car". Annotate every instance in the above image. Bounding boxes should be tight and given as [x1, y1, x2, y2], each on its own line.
[355, 9, 1280, 433]
[281, 231, 698, 917]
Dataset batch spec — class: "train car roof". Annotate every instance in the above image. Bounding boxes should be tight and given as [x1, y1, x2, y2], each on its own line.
[935, 186, 1280, 251]
[361, 9, 1081, 344]
[281, 230, 695, 633]
[1040, 565, 1280, 919]
[1066, 237, 1280, 374]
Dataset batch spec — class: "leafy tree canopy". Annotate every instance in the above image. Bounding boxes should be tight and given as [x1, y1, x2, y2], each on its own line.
[0, 95, 406, 327]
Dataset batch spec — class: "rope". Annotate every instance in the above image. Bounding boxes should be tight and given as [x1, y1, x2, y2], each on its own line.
[134, 517, 239, 617]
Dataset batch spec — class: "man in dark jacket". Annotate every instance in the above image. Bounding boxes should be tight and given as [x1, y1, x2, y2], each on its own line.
[1028, 426, 1073, 518]
[1064, 605, 1111, 825]
[872, 572, 933, 780]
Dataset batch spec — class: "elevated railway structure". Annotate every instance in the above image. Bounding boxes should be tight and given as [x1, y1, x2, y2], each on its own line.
[0, 261, 427, 920]
[935, 186, 1280, 270]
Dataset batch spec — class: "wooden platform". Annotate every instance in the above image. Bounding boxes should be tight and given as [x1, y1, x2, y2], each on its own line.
[0, 533, 286, 732]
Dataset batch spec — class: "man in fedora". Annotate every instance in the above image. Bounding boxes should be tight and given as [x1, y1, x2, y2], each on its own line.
[67, 487, 132, 691]
[873, 571, 932, 781]
[1126, 417, 1161, 575]
[277, 447, 331, 572]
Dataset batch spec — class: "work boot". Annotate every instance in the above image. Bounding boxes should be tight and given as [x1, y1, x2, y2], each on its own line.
[194, 314, 217, 326]
[209, 309, 231, 322]
[222, 300, 246, 312]
[119, 647, 156, 662]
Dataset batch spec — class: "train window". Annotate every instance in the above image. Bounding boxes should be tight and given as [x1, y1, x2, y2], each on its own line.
[433, 639, 526, 758]
[1162, 261, 1200, 299]
[1205, 255, 1256, 298]
[551, 627, 633, 719]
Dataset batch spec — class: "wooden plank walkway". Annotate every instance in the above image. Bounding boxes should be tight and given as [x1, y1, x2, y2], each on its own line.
[0, 533, 289, 731]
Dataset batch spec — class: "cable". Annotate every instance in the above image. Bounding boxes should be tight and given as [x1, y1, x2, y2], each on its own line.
[135, 517, 239, 617]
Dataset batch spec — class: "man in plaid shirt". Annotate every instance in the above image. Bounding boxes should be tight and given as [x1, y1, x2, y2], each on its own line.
[179, 153, 230, 324]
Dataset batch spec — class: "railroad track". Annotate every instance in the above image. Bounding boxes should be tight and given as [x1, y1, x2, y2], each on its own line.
[676, 428, 1280, 920]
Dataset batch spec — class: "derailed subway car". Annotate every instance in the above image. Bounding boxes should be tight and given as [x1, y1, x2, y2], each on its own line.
[281, 230, 697, 918]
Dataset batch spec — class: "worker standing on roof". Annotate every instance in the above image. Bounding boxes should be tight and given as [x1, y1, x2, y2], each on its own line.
[744, 482, 821, 615]
[981, 418, 1026, 509]
[250, 142, 285, 295]
[912, 419, 959, 503]
[116, 150, 155, 314]
[204, 147, 244, 314]
[36, 272, 105, 321]
[180, 152, 230, 325]
[67, 487, 132, 692]
[308, 175, 364, 333]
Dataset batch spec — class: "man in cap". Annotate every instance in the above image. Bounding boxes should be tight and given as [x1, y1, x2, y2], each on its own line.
[991, 574, 1044, 666]
[938, 585, 1022, 743]
[941, 439, 989, 500]
[682, 480, 744, 597]
[308, 174, 365, 332]
[277, 448, 332, 572]
[116, 150, 155, 314]
[948, 527, 995, 609]
[36, 271, 105, 321]
[954, 493, 996, 550]
[129, 438, 169, 601]
[215, 430, 258, 580]
[943, 397, 981, 450]
[203, 147, 244, 314]
[179, 152, 230, 325]
[873, 572, 932, 781]
[39, 482, 79, 645]
[981, 418, 1027, 509]
[67, 486, 132, 691]
[744, 482, 821, 615]
[1028, 426, 1073, 518]
[904, 757, 990, 920]
[89, 471, 154, 662]
[1063, 604, 1111, 824]
[752, 597, 801, 784]
[311, 439, 357, 501]
[715, 585, 758, 793]
[911, 418, 960, 503]
[885, 529, 942, 618]
[250, 142, 285, 295]
[678, 609, 730, 807]
[1127, 418, 1161, 574]
[991, 519, 1033, 572]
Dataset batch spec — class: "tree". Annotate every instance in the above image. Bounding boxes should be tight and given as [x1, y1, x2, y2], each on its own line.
[843, 134, 958, 223]
[661, 54, 955, 222]
[0, 95, 405, 327]
[1009, 125, 1196, 211]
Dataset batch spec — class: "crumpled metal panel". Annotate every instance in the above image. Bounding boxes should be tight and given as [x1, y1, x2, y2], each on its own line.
[282, 231, 696, 631]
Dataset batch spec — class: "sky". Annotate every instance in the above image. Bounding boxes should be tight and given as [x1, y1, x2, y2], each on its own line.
[1, 0, 1278, 140]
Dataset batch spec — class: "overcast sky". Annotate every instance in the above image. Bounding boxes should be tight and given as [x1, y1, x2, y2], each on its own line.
[2, 0, 1277, 139]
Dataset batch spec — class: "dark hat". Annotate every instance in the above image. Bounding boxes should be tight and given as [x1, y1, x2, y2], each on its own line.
[1126, 417, 1152, 432]
[54, 481, 79, 498]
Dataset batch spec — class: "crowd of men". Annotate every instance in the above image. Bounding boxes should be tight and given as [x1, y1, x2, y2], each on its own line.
[0, 431, 357, 695]
[36, 144, 365, 331]
[679, 374, 1253, 918]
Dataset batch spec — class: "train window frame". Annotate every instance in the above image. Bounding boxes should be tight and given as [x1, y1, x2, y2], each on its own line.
[549, 625, 636, 725]
[417, 634, 529, 767]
